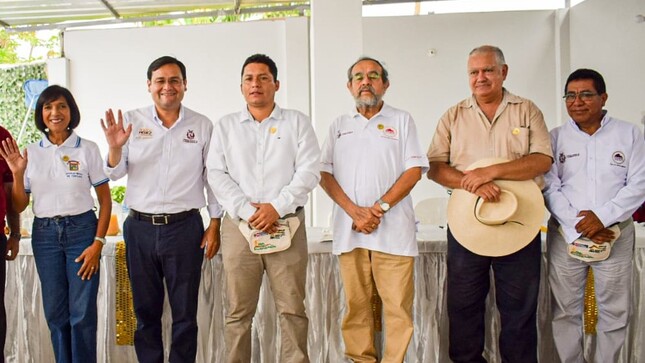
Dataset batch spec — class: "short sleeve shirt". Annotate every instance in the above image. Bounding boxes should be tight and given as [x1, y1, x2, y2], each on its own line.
[25, 132, 109, 218]
[427, 90, 552, 187]
[320, 103, 429, 257]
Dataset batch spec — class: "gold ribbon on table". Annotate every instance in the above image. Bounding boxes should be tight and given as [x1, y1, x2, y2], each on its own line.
[583, 268, 598, 334]
[115, 241, 137, 345]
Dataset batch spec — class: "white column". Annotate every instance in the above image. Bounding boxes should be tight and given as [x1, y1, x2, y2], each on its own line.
[282, 17, 311, 114]
[554, 8, 570, 127]
[46, 57, 70, 87]
[310, 0, 363, 227]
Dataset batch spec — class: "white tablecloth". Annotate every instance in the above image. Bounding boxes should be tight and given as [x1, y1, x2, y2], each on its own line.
[4, 224, 645, 362]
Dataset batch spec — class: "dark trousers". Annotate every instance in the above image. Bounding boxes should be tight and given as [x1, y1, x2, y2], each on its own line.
[447, 227, 540, 363]
[0, 233, 5, 363]
[124, 212, 204, 363]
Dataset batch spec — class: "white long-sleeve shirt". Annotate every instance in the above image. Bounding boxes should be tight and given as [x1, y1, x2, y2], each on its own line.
[104, 105, 222, 217]
[206, 105, 321, 220]
[544, 113, 645, 243]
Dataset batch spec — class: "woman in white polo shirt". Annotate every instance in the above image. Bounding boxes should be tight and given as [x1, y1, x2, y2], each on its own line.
[0, 85, 111, 363]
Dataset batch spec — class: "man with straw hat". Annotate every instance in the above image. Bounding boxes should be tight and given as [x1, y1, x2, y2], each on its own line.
[426, 45, 553, 363]
[544, 68, 645, 362]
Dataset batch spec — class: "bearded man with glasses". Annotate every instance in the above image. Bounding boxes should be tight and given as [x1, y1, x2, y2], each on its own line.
[320, 57, 428, 362]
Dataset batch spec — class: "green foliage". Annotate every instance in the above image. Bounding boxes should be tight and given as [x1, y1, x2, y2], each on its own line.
[0, 31, 19, 64]
[0, 63, 47, 148]
[139, 2, 308, 27]
[110, 186, 127, 204]
[0, 29, 61, 64]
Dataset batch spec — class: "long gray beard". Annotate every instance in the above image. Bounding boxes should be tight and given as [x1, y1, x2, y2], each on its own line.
[354, 94, 381, 108]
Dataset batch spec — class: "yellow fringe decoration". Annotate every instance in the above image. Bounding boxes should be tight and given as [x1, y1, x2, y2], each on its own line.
[115, 241, 137, 345]
[583, 268, 598, 334]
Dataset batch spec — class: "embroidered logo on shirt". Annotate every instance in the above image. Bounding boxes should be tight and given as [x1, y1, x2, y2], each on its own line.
[65, 160, 83, 179]
[136, 128, 153, 139]
[381, 126, 398, 139]
[337, 130, 354, 139]
[611, 151, 626, 168]
[68, 160, 79, 171]
[183, 129, 198, 144]
[558, 152, 566, 164]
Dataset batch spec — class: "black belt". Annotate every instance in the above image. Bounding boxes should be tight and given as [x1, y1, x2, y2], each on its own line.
[129, 209, 199, 225]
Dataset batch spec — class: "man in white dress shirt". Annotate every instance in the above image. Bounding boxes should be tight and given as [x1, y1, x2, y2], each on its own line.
[207, 53, 320, 363]
[319, 57, 428, 362]
[544, 68, 645, 362]
[101, 56, 222, 363]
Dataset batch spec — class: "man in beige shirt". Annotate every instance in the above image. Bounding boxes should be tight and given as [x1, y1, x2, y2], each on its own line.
[427, 45, 552, 363]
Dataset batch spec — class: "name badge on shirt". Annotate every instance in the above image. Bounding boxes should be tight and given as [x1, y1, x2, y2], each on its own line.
[136, 128, 153, 139]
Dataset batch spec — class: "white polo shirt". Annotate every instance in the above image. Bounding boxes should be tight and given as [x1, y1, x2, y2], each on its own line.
[544, 113, 645, 243]
[207, 105, 321, 221]
[320, 103, 429, 257]
[25, 132, 109, 218]
[105, 105, 222, 217]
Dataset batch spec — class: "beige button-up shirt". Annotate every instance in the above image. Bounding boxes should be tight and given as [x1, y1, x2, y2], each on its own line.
[427, 89, 552, 188]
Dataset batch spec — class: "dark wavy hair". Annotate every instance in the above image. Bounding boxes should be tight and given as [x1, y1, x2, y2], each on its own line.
[241, 54, 278, 82]
[147, 56, 187, 81]
[565, 68, 606, 95]
[34, 85, 81, 133]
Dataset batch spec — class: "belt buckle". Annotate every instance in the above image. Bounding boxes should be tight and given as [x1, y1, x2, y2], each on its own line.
[151, 214, 168, 225]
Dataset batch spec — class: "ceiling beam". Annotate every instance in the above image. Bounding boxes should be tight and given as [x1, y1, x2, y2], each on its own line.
[99, 0, 121, 18]
[4, 4, 309, 32]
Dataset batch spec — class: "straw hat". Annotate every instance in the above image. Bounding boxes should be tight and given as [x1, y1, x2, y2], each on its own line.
[447, 158, 545, 257]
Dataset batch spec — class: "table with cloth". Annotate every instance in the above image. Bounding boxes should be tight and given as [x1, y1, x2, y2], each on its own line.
[4, 224, 645, 362]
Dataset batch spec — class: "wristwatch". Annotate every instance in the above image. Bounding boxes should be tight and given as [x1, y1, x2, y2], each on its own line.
[377, 199, 390, 213]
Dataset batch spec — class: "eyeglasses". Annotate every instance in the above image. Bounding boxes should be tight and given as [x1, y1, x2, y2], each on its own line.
[563, 91, 598, 103]
[351, 72, 381, 82]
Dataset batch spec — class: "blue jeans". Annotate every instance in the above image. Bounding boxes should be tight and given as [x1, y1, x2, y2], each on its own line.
[32, 210, 99, 363]
[447, 227, 541, 363]
[123, 212, 204, 363]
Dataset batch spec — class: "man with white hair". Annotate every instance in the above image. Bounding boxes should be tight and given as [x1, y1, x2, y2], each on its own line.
[427, 45, 552, 362]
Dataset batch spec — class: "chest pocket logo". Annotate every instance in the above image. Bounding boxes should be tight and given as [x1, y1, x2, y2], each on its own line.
[183, 129, 198, 144]
[380, 125, 399, 140]
[68, 160, 80, 171]
[612, 151, 625, 164]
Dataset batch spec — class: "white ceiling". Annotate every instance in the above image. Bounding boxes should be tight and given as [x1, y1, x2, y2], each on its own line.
[0, 0, 310, 31]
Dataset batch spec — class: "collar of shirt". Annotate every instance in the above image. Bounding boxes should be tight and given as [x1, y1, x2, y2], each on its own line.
[40, 131, 80, 148]
[150, 104, 185, 128]
[240, 104, 283, 123]
[350, 102, 393, 120]
[462, 88, 523, 110]
[567, 109, 610, 135]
